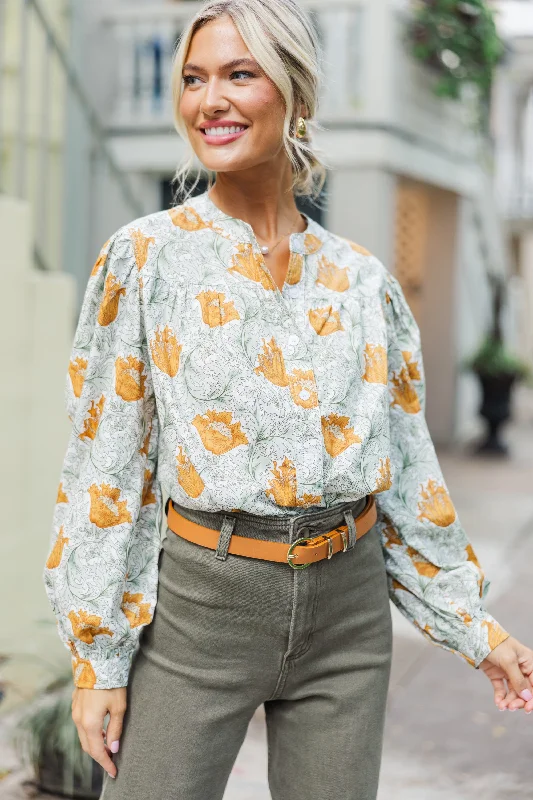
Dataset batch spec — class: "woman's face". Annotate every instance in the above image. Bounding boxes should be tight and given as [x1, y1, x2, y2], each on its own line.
[179, 15, 289, 174]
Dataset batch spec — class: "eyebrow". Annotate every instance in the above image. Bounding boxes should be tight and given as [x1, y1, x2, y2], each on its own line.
[182, 58, 260, 74]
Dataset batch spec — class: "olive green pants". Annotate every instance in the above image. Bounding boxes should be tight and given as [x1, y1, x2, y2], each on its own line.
[100, 499, 393, 800]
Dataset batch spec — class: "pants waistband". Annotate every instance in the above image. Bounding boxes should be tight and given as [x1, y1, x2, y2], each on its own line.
[168, 496, 370, 543]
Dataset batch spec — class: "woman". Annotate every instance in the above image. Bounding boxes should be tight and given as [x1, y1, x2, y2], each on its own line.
[43, 1, 533, 798]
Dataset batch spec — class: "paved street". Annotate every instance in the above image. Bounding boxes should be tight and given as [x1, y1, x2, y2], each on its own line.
[1, 388, 532, 799]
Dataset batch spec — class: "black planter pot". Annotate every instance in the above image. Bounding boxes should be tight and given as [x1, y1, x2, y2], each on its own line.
[475, 371, 517, 455]
[36, 749, 104, 799]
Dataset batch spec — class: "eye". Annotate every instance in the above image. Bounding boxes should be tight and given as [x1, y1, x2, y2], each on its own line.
[230, 70, 255, 80]
[182, 75, 201, 86]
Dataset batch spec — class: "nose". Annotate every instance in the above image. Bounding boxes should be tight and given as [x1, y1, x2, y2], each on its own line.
[200, 76, 231, 116]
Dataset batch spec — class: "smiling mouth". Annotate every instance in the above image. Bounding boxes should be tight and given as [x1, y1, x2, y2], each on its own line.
[200, 125, 249, 137]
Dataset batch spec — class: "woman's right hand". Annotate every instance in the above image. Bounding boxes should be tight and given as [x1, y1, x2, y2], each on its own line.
[71, 686, 127, 779]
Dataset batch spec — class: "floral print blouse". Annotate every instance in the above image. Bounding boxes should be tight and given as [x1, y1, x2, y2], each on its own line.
[43, 188, 509, 689]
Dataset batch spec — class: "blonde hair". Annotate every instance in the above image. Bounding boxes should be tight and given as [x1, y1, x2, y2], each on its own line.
[170, 0, 329, 204]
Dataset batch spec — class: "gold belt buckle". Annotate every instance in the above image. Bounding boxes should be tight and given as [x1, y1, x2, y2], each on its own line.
[286, 536, 313, 570]
[287, 529, 338, 569]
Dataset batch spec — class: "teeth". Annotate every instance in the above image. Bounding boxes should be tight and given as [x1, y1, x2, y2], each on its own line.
[204, 126, 246, 136]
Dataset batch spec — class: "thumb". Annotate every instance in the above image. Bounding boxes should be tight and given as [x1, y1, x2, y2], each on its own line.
[504, 654, 533, 703]
[105, 697, 127, 754]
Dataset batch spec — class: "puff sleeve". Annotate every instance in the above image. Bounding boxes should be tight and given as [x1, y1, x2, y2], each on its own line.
[43, 229, 162, 689]
[374, 272, 509, 668]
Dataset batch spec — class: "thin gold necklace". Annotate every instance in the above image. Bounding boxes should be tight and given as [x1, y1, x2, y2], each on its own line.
[256, 215, 306, 256]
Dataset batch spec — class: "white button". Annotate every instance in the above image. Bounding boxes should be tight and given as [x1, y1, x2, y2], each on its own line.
[288, 334, 299, 345]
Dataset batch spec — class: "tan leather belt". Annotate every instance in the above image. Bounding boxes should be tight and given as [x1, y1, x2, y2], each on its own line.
[166, 495, 377, 569]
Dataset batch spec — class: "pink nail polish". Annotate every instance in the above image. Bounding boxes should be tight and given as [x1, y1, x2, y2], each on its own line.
[110, 741, 120, 753]
[520, 690, 533, 702]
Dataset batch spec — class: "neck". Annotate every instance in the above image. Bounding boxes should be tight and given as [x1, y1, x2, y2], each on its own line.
[207, 156, 307, 241]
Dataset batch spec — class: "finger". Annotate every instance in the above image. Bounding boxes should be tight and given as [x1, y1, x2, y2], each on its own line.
[86, 723, 117, 778]
[506, 689, 525, 711]
[503, 655, 533, 704]
[75, 722, 91, 755]
[105, 703, 126, 756]
[490, 676, 507, 708]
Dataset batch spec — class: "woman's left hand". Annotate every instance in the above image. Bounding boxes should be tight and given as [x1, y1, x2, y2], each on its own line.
[479, 636, 533, 712]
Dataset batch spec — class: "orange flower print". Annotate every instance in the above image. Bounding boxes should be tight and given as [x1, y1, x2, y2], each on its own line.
[228, 243, 275, 290]
[72, 653, 97, 689]
[417, 478, 456, 527]
[168, 205, 212, 231]
[286, 253, 304, 285]
[406, 546, 440, 578]
[88, 483, 132, 528]
[466, 543, 481, 568]
[97, 273, 126, 327]
[46, 526, 69, 569]
[150, 326, 182, 377]
[79, 395, 106, 442]
[115, 356, 147, 402]
[141, 469, 156, 507]
[466, 543, 485, 596]
[390, 364, 421, 414]
[482, 619, 509, 650]
[130, 229, 155, 271]
[139, 425, 151, 457]
[304, 233, 323, 255]
[68, 357, 88, 398]
[288, 369, 319, 408]
[392, 578, 410, 593]
[56, 483, 69, 504]
[455, 607, 473, 625]
[176, 446, 205, 498]
[321, 414, 361, 458]
[402, 351, 422, 381]
[373, 457, 392, 493]
[196, 290, 240, 327]
[383, 523, 402, 548]
[192, 410, 249, 455]
[67, 609, 114, 644]
[308, 307, 344, 336]
[254, 338, 289, 387]
[265, 456, 321, 507]
[362, 343, 387, 384]
[316, 255, 350, 292]
[121, 591, 153, 628]
[347, 239, 372, 256]
[90, 241, 110, 277]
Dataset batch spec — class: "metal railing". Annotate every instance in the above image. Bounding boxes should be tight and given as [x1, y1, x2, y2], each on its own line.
[99, 0, 366, 131]
[0, 0, 144, 273]
[97, 0, 478, 163]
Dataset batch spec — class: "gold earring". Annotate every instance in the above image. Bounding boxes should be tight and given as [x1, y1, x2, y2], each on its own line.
[295, 116, 307, 139]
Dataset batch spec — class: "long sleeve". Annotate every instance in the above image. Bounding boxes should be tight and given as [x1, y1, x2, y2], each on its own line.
[375, 271, 509, 668]
[43, 229, 162, 689]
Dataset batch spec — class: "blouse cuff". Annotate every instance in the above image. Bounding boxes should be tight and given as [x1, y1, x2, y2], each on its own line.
[71, 646, 137, 689]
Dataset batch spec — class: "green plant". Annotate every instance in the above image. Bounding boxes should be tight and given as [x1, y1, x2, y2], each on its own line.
[462, 275, 532, 382]
[12, 671, 104, 798]
[463, 334, 532, 380]
[408, 0, 505, 117]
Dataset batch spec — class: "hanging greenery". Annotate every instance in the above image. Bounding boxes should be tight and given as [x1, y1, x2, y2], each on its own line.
[408, 1, 505, 107]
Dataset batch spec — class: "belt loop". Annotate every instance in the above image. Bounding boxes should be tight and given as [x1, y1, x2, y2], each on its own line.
[343, 508, 357, 550]
[215, 515, 236, 561]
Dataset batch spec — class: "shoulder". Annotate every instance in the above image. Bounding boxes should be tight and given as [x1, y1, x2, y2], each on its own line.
[319, 226, 393, 294]
[90, 209, 176, 282]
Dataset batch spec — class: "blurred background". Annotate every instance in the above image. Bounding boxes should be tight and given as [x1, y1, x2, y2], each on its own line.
[1, 0, 533, 797]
